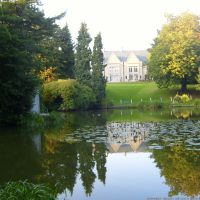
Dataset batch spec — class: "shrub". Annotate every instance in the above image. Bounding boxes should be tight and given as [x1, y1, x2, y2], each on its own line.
[0, 181, 56, 200]
[180, 94, 190, 103]
[174, 94, 182, 103]
[174, 94, 190, 104]
[193, 99, 200, 107]
[43, 79, 96, 111]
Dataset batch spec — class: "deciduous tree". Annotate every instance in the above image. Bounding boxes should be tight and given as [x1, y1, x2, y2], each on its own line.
[149, 13, 200, 93]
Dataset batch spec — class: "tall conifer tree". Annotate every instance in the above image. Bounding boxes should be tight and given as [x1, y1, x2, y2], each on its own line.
[91, 33, 106, 104]
[74, 23, 92, 87]
[39, 23, 74, 79]
[56, 24, 75, 78]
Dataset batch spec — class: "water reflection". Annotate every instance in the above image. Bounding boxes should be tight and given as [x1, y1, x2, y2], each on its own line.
[152, 145, 200, 197]
[147, 120, 200, 197]
[106, 122, 153, 153]
[0, 130, 43, 184]
[0, 109, 200, 199]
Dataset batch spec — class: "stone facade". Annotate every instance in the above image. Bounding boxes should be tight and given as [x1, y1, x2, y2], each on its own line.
[104, 50, 148, 83]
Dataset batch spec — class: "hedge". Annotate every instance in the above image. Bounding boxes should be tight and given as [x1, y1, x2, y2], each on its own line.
[43, 79, 96, 111]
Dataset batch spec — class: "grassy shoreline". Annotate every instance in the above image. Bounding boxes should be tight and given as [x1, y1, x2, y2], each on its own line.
[104, 82, 200, 108]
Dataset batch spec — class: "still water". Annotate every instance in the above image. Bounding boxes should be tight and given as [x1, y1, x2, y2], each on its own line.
[0, 108, 200, 200]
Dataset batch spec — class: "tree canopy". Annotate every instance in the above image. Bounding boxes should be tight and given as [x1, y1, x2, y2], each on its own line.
[0, 0, 62, 124]
[148, 13, 200, 93]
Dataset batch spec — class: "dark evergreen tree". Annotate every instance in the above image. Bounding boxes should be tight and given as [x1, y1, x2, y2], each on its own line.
[0, 0, 63, 125]
[56, 24, 75, 78]
[91, 33, 106, 105]
[36, 24, 74, 80]
[74, 23, 92, 87]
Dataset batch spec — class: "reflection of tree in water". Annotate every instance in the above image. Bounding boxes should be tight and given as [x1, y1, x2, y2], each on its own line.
[39, 140, 78, 194]
[94, 143, 107, 184]
[40, 137, 107, 196]
[64, 111, 107, 130]
[151, 144, 200, 197]
[78, 142, 96, 196]
[148, 120, 200, 197]
[78, 142, 107, 195]
[0, 131, 43, 185]
[41, 112, 200, 197]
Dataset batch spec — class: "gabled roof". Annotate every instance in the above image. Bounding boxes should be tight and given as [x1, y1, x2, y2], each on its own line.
[104, 50, 148, 64]
[107, 52, 121, 63]
[126, 52, 140, 63]
[106, 142, 147, 153]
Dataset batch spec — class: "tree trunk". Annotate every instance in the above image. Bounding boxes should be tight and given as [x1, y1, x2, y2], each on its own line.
[180, 76, 187, 94]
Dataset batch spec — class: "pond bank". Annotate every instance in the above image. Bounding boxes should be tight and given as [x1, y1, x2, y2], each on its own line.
[102, 103, 200, 110]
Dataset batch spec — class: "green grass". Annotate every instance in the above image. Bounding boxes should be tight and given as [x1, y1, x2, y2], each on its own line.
[105, 81, 200, 107]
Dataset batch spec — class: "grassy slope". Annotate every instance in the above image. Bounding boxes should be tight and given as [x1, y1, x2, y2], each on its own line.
[105, 82, 199, 106]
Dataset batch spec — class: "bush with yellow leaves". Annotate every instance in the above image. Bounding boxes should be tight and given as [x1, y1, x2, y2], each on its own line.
[174, 93, 190, 103]
[39, 67, 58, 83]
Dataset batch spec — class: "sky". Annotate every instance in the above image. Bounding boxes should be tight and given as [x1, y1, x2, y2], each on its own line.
[42, 0, 200, 51]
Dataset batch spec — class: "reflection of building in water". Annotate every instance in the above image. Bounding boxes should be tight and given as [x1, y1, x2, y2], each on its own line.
[106, 122, 155, 153]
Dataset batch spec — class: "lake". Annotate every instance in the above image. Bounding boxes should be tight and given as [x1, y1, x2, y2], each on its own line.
[0, 108, 200, 200]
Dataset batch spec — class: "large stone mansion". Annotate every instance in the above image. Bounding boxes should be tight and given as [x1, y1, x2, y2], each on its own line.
[104, 50, 148, 83]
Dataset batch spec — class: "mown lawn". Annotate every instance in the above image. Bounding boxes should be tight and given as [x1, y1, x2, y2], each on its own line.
[105, 82, 199, 106]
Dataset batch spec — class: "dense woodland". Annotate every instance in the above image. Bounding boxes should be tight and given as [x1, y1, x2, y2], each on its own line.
[0, 0, 106, 125]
